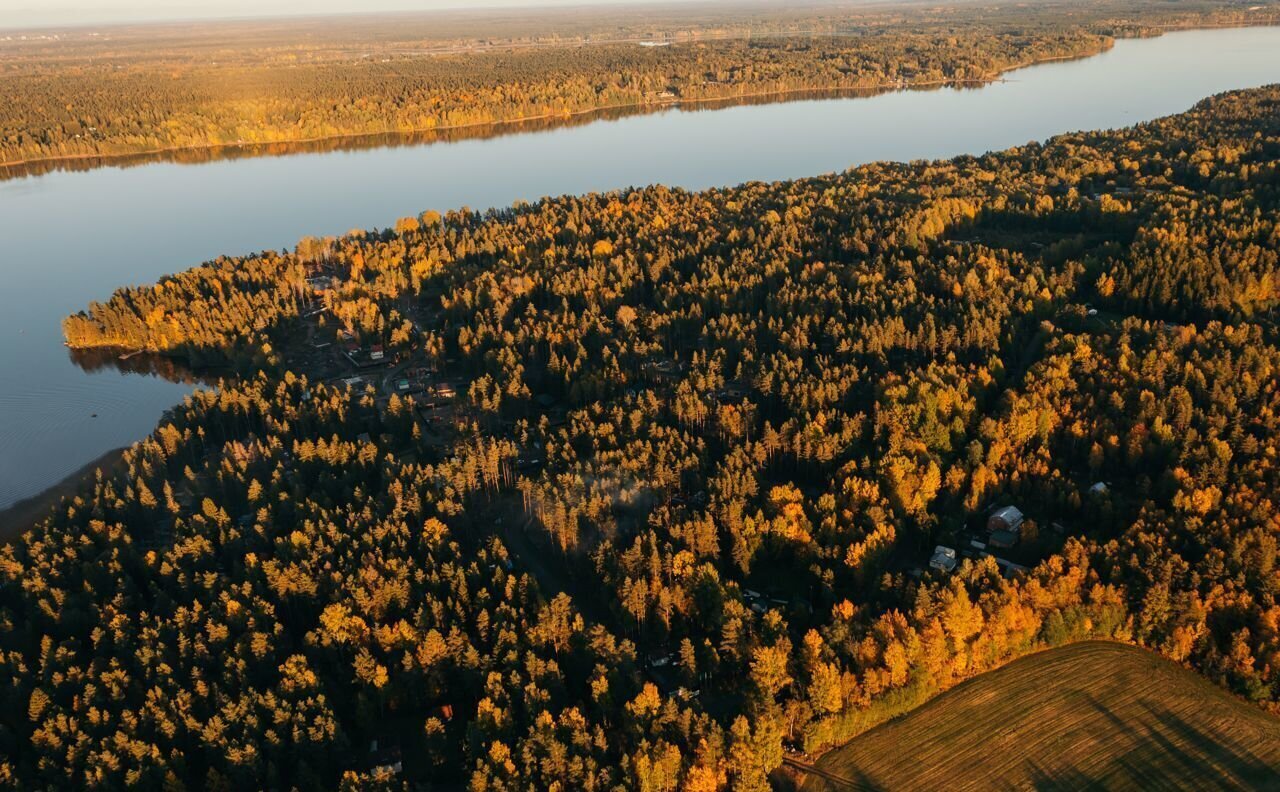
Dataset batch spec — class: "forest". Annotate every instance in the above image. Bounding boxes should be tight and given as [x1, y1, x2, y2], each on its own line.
[2, 0, 1277, 171]
[10, 83, 1277, 788]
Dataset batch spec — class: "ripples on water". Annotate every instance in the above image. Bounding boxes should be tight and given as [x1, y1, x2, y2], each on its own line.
[0, 367, 192, 507]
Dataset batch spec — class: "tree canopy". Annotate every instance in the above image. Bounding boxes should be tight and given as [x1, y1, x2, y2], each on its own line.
[6, 83, 1280, 789]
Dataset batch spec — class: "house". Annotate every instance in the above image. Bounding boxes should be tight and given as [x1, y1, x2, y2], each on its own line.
[988, 505, 1025, 535]
[419, 385, 452, 408]
[369, 345, 385, 361]
[342, 346, 382, 369]
[742, 589, 774, 613]
[960, 538, 987, 559]
[988, 529, 1019, 549]
[1089, 481, 1110, 496]
[644, 358, 684, 381]
[929, 545, 958, 573]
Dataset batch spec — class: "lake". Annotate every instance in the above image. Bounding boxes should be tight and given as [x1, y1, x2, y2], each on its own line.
[1, 25, 1279, 511]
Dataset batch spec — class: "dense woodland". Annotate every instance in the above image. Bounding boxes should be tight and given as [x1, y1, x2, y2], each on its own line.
[15, 84, 1279, 788]
[2, 0, 1278, 170]
[0, 31, 1105, 166]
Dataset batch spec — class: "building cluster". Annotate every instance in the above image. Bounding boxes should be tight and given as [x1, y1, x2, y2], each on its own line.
[930, 504, 1037, 576]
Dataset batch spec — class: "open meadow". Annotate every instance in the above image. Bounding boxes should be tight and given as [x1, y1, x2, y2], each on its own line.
[803, 642, 1280, 791]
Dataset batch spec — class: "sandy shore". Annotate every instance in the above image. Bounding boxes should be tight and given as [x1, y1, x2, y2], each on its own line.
[0, 447, 125, 543]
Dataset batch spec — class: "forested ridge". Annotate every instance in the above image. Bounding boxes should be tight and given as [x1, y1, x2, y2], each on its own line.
[3, 0, 1277, 172]
[11, 86, 1280, 788]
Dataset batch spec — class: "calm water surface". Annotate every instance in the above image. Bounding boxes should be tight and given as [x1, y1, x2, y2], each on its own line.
[1, 26, 1279, 509]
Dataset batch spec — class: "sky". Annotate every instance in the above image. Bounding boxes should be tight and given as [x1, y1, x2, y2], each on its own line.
[0, 0, 701, 28]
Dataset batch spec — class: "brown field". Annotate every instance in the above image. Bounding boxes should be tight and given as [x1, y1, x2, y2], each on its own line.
[801, 641, 1280, 792]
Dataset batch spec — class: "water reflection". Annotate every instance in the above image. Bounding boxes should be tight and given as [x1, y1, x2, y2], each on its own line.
[67, 346, 218, 386]
[1, 25, 1278, 510]
[2, 84, 961, 182]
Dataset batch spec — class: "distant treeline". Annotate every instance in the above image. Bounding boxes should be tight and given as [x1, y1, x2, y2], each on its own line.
[3, 0, 1277, 172]
[0, 87, 885, 182]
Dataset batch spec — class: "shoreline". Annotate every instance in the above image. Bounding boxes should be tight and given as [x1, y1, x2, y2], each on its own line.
[0, 43, 1121, 179]
[0, 447, 126, 543]
[0, 20, 1273, 541]
[0, 62, 1089, 538]
[6, 18, 1277, 180]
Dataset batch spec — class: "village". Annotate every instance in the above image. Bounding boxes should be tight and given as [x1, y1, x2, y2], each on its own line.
[925, 481, 1110, 580]
[298, 266, 471, 433]
[298, 259, 1115, 587]
[284, 258, 1131, 760]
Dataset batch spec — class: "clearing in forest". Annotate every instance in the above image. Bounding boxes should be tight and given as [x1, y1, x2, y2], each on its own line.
[802, 641, 1280, 792]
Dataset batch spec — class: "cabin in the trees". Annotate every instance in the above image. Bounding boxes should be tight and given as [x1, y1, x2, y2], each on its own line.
[717, 381, 752, 403]
[988, 505, 1024, 534]
[343, 345, 383, 369]
[416, 382, 459, 426]
[643, 357, 685, 383]
[960, 538, 987, 560]
[929, 545, 958, 573]
[987, 506, 1025, 549]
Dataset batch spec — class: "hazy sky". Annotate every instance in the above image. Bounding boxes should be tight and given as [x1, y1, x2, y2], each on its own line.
[1, 0, 698, 28]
